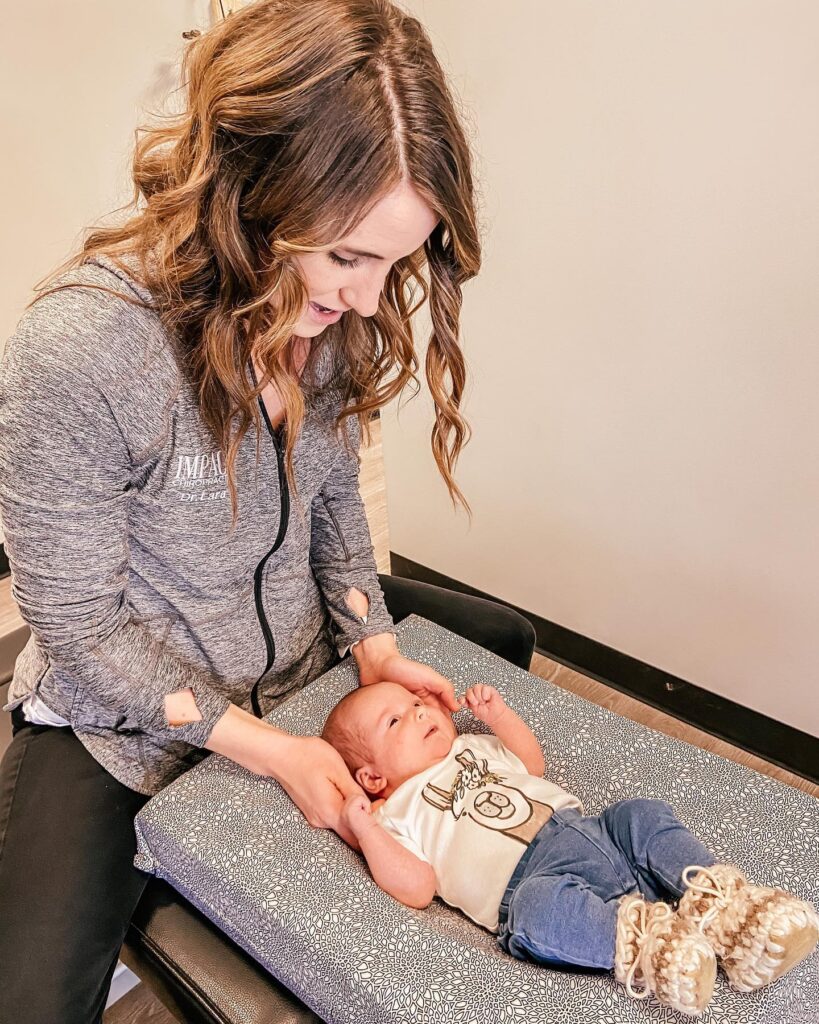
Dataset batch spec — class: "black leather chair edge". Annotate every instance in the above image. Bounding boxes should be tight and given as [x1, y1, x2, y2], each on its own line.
[122, 877, 323, 1024]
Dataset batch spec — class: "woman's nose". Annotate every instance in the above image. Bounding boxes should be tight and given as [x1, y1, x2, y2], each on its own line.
[342, 288, 380, 319]
[340, 272, 386, 319]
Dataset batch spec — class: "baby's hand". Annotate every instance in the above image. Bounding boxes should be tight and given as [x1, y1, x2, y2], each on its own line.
[458, 683, 508, 726]
[340, 792, 378, 836]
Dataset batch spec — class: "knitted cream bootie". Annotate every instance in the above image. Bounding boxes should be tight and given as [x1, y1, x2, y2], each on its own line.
[678, 864, 819, 992]
[615, 893, 717, 1017]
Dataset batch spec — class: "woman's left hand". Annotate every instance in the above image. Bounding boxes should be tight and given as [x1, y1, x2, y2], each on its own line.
[353, 633, 460, 714]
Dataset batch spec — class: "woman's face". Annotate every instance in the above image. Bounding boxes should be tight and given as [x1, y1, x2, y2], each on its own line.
[290, 180, 439, 337]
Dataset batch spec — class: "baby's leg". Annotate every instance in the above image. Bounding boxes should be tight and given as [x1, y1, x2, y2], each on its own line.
[497, 828, 718, 1014]
[498, 871, 619, 969]
[600, 798, 715, 900]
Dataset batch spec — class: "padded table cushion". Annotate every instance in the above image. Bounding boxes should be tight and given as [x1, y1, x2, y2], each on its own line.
[133, 615, 819, 1023]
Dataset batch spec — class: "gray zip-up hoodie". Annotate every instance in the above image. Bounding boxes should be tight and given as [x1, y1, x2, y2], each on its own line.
[0, 255, 395, 794]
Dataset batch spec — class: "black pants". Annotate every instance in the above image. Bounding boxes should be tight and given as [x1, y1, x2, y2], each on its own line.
[0, 576, 535, 1024]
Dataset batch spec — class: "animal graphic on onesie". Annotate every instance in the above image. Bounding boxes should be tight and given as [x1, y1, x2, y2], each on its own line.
[422, 747, 557, 846]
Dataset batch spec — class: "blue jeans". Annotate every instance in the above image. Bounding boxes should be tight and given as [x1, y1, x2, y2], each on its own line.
[497, 799, 715, 970]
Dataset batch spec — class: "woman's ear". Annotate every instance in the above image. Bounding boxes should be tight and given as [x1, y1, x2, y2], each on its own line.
[355, 764, 387, 795]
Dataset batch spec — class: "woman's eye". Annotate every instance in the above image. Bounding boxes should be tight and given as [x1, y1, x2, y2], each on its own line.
[329, 252, 362, 269]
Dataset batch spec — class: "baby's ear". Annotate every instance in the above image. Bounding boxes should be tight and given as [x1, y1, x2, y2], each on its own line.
[355, 764, 387, 795]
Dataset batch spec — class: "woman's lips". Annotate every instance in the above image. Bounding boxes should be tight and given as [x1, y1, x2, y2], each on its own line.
[308, 301, 343, 324]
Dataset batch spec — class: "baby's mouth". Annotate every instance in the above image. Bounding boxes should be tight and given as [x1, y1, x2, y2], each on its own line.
[424, 725, 437, 738]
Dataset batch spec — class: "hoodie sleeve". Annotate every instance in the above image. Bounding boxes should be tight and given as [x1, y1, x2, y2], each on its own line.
[309, 411, 396, 659]
[0, 298, 231, 748]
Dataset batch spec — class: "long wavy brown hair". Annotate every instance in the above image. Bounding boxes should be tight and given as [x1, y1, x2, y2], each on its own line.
[33, 0, 481, 525]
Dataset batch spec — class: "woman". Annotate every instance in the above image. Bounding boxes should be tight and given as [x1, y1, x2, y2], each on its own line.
[0, 3, 534, 1021]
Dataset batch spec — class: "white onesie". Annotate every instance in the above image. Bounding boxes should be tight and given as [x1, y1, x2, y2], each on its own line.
[373, 732, 583, 931]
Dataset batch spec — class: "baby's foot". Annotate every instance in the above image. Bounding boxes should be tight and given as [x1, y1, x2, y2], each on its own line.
[678, 864, 819, 991]
[615, 893, 716, 1016]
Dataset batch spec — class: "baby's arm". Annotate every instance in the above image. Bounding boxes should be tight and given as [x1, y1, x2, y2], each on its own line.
[341, 794, 437, 910]
[461, 684, 546, 776]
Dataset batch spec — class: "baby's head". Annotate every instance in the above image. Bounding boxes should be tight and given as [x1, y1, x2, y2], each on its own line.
[322, 682, 458, 800]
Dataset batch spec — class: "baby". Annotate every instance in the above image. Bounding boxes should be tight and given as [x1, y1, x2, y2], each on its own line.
[322, 681, 819, 1018]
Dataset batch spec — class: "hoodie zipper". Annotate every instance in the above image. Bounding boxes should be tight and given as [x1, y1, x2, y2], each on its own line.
[249, 387, 291, 718]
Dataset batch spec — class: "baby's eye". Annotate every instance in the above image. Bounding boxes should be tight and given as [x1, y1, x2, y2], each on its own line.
[388, 717, 398, 727]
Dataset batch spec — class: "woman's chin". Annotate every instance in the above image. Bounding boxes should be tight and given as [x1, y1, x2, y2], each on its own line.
[294, 319, 327, 336]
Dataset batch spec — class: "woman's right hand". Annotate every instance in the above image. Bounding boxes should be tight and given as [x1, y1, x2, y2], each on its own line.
[271, 734, 366, 849]
[205, 704, 365, 848]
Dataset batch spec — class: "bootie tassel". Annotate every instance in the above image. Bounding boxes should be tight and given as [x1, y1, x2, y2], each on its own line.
[615, 892, 716, 1017]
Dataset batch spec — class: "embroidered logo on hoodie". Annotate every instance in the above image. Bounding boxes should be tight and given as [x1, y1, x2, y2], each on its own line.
[173, 450, 228, 503]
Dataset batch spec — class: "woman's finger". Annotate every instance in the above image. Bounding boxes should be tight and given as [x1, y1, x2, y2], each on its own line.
[426, 674, 460, 712]
[324, 777, 363, 848]
[391, 657, 460, 712]
[331, 769, 366, 800]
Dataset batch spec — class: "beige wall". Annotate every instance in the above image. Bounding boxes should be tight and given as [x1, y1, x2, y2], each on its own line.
[0, 1, 211, 347]
[389, 0, 819, 736]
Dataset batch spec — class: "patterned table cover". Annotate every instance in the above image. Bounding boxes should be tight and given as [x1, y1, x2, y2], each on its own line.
[133, 615, 819, 1023]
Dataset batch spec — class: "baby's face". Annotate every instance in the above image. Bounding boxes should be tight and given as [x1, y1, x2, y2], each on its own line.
[352, 682, 458, 797]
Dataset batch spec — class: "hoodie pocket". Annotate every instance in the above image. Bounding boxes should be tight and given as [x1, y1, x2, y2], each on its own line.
[320, 496, 351, 561]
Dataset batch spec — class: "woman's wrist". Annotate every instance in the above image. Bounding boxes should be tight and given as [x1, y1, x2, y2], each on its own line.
[204, 702, 295, 778]
[352, 631, 399, 684]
